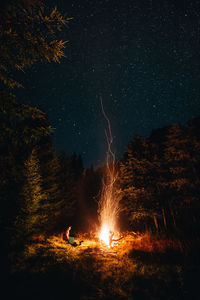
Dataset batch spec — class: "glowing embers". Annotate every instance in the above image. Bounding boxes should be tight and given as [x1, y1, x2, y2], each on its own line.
[99, 223, 119, 247]
[99, 224, 110, 246]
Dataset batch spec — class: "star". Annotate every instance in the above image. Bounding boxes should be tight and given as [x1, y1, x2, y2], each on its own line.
[15, 0, 200, 167]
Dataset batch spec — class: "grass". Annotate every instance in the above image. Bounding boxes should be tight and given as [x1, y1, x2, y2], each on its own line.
[10, 231, 200, 299]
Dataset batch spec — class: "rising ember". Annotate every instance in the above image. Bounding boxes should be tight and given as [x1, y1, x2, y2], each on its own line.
[98, 97, 120, 247]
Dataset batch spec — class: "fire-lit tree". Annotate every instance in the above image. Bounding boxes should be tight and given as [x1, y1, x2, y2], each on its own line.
[0, 0, 71, 232]
[0, 91, 52, 228]
[39, 144, 78, 233]
[163, 122, 200, 233]
[15, 147, 47, 239]
[118, 135, 161, 231]
[118, 120, 200, 235]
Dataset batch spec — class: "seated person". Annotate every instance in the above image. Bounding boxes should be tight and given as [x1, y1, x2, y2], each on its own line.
[63, 226, 71, 242]
[63, 226, 78, 246]
[63, 226, 83, 247]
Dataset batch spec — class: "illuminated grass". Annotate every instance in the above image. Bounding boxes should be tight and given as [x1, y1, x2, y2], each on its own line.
[12, 231, 194, 299]
[27, 231, 181, 263]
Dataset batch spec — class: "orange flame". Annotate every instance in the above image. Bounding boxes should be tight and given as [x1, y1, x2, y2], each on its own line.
[98, 97, 120, 246]
[99, 224, 110, 245]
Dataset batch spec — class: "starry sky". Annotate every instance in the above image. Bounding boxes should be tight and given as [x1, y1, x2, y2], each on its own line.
[16, 0, 200, 167]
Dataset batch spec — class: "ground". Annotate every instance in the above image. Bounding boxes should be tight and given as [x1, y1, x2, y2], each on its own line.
[9, 232, 200, 299]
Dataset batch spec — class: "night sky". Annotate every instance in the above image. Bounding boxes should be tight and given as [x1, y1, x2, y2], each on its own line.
[16, 0, 200, 167]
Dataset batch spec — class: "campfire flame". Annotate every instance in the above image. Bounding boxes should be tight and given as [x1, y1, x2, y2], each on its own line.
[99, 224, 110, 246]
[98, 97, 120, 247]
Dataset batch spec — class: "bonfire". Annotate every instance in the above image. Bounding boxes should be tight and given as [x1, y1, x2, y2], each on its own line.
[98, 97, 120, 248]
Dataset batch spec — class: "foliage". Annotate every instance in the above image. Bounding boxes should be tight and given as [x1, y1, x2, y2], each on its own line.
[0, 91, 52, 148]
[0, 0, 73, 236]
[15, 147, 47, 240]
[38, 147, 80, 233]
[118, 136, 161, 230]
[0, 0, 71, 89]
[76, 164, 103, 232]
[0, 91, 52, 228]
[58, 152, 79, 222]
[118, 118, 200, 235]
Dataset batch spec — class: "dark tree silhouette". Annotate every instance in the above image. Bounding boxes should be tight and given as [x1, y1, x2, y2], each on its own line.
[15, 147, 47, 240]
[0, 91, 52, 228]
[0, 0, 70, 89]
[118, 119, 200, 235]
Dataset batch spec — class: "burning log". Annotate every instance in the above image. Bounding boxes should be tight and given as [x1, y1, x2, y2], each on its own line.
[99, 224, 123, 248]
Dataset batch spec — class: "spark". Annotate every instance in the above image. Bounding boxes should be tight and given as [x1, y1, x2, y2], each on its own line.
[98, 96, 120, 246]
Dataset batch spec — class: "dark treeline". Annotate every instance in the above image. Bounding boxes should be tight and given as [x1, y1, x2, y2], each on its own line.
[0, 0, 79, 273]
[74, 117, 200, 238]
[0, 91, 84, 238]
[118, 118, 200, 236]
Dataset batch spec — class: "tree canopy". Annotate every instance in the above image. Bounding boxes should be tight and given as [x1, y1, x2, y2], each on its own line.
[118, 118, 200, 234]
[0, 0, 71, 89]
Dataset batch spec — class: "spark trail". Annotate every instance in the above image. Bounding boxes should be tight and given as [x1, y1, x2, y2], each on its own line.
[98, 97, 120, 245]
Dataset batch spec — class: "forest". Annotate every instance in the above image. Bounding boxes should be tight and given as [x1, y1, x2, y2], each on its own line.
[0, 1, 200, 299]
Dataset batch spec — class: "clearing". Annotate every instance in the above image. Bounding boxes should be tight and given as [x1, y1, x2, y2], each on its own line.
[10, 232, 199, 299]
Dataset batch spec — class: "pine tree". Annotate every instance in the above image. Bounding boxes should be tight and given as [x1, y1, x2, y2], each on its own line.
[0, 0, 71, 89]
[71, 152, 84, 181]
[163, 123, 200, 232]
[118, 119, 200, 234]
[0, 91, 52, 227]
[118, 135, 160, 231]
[16, 148, 47, 239]
[39, 141, 67, 233]
[58, 152, 77, 224]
